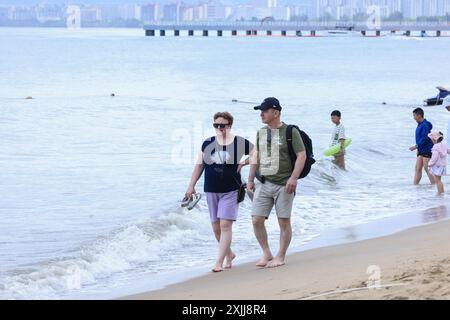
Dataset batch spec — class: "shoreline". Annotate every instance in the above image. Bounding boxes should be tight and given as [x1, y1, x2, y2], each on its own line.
[120, 204, 450, 300]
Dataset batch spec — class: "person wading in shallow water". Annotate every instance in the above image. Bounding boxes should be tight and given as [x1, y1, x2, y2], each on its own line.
[410, 108, 434, 185]
[329, 110, 346, 170]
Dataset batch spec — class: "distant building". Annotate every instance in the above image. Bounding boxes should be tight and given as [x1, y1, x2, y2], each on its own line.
[290, 0, 320, 20]
[232, 5, 258, 20]
[388, 0, 403, 16]
[402, 0, 423, 19]
[119, 5, 142, 21]
[10, 6, 36, 21]
[80, 8, 101, 22]
[197, 1, 233, 20]
[423, 0, 439, 16]
[274, 6, 291, 20]
[437, 0, 450, 15]
[254, 6, 271, 19]
[141, 4, 160, 22]
[0, 6, 10, 22]
[182, 6, 194, 21]
[268, 0, 278, 9]
[193, 5, 206, 20]
[36, 4, 63, 22]
[1, 0, 450, 26]
[163, 3, 181, 22]
[100, 5, 121, 21]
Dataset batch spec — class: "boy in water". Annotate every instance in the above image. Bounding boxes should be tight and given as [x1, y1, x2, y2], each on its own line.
[330, 110, 346, 169]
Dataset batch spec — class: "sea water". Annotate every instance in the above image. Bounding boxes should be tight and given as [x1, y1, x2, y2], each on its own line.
[1, 27, 450, 299]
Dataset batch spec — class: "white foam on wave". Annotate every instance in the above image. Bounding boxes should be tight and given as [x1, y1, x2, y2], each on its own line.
[0, 207, 211, 300]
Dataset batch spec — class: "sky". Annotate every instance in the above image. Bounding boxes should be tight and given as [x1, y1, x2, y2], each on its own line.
[1, 0, 273, 5]
[1, 0, 251, 4]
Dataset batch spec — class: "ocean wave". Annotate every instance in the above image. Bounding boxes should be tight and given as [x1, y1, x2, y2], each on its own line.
[0, 206, 211, 300]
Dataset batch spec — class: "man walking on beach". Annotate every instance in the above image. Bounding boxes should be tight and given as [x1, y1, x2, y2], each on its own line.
[410, 108, 434, 185]
[247, 97, 307, 268]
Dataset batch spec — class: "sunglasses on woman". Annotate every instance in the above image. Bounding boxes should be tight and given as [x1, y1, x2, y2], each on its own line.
[213, 123, 230, 129]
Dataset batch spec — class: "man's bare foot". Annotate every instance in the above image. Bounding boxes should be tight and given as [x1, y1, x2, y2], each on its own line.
[267, 257, 285, 268]
[224, 253, 236, 269]
[256, 255, 273, 267]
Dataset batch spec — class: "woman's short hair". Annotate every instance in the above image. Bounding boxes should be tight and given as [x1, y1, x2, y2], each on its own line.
[214, 112, 234, 126]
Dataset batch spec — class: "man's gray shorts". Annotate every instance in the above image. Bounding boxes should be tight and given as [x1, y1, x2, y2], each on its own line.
[251, 180, 295, 219]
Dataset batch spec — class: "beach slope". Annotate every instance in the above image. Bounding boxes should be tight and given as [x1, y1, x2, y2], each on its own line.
[123, 219, 450, 300]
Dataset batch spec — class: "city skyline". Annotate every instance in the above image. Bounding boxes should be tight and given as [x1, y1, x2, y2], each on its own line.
[1, 0, 450, 28]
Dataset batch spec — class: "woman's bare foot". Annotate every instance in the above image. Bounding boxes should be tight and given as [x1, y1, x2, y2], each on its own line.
[224, 253, 236, 269]
[255, 255, 273, 267]
[212, 263, 223, 273]
[267, 257, 285, 268]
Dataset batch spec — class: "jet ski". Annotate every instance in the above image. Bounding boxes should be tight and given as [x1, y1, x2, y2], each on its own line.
[424, 86, 450, 106]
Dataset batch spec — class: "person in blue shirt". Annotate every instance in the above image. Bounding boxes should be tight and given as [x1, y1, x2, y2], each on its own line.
[409, 108, 434, 185]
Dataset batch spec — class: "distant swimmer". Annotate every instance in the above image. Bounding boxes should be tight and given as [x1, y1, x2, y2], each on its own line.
[231, 99, 258, 104]
[110, 93, 115, 97]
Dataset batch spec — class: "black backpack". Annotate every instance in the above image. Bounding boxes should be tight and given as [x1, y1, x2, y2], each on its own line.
[286, 125, 316, 179]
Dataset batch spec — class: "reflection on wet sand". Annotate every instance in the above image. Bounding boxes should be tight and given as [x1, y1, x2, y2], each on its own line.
[422, 205, 448, 223]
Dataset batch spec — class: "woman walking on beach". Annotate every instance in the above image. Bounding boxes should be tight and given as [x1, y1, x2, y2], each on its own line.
[185, 112, 254, 272]
[428, 131, 450, 194]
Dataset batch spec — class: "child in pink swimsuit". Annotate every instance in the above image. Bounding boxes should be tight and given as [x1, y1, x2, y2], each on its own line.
[428, 131, 450, 194]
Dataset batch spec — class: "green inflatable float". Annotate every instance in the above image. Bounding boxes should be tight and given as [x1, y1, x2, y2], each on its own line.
[324, 138, 352, 157]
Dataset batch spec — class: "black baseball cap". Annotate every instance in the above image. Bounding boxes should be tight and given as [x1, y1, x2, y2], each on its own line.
[254, 97, 282, 111]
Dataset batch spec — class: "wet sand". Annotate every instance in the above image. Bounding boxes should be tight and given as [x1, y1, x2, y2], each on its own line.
[122, 216, 450, 300]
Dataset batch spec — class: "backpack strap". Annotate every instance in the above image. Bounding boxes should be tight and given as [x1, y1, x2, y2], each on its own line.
[255, 129, 266, 184]
[286, 125, 299, 171]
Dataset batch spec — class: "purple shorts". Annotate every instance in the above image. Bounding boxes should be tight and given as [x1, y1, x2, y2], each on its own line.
[206, 190, 239, 223]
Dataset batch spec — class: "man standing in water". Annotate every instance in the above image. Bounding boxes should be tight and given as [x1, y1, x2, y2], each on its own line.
[443, 96, 450, 139]
[410, 108, 434, 185]
[247, 97, 306, 268]
[330, 110, 346, 169]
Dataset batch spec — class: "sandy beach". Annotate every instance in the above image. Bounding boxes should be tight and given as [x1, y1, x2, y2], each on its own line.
[123, 218, 450, 300]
